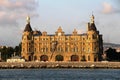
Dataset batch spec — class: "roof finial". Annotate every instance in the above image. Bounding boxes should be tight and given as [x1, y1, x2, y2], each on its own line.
[26, 16, 30, 24]
[90, 12, 94, 23]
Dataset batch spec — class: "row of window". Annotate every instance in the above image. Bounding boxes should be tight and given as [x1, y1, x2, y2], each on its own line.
[34, 37, 97, 41]
[34, 47, 78, 52]
[23, 34, 98, 41]
[22, 47, 98, 53]
[25, 42, 97, 46]
[34, 38, 79, 41]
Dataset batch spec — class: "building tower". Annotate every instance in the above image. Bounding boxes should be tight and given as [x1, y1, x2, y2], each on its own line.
[86, 14, 103, 61]
[21, 16, 34, 61]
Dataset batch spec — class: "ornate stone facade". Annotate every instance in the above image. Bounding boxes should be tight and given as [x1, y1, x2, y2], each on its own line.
[21, 15, 103, 62]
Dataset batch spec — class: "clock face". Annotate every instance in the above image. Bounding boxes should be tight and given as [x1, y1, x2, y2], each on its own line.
[58, 32, 61, 36]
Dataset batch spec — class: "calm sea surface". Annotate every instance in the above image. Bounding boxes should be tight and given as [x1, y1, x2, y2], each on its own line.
[0, 69, 120, 80]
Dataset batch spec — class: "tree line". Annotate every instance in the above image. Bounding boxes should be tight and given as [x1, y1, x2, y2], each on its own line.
[0, 43, 21, 61]
[103, 47, 120, 61]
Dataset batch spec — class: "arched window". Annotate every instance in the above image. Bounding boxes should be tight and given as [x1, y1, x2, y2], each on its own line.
[55, 55, 64, 61]
[71, 55, 79, 61]
[40, 55, 48, 61]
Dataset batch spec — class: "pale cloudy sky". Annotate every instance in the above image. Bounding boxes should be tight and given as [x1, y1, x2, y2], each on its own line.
[0, 0, 120, 47]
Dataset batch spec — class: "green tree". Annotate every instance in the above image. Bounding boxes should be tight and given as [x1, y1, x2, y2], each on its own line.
[0, 46, 14, 61]
[14, 42, 21, 56]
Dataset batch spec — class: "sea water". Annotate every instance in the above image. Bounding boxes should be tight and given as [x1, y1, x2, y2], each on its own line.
[0, 69, 120, 80]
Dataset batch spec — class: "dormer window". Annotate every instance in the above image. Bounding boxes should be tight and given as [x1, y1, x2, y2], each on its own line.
[55, 26, 65, 36]
[42, 31, 47, 36]
[72, 29, 77, 36]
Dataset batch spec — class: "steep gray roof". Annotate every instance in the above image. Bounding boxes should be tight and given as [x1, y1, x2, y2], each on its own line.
[24, 23, 32, 32]
[90, 23, 97, 31]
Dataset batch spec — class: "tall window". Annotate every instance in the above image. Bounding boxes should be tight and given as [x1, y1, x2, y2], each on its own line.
[88, 56, 90, 61]
[57, 47, 63, 52]
[94, 47, 96, 52]
[41, 48, 43, 52]
[43, 48, 45, 52]
[74, 47, 78, 52]
[65, 47, 69, 52]
[42, 47, 48, 52]
[88, 48, 90, 53]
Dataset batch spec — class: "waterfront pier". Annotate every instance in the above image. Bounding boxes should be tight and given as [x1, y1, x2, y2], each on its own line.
[0, 62, 120, 69]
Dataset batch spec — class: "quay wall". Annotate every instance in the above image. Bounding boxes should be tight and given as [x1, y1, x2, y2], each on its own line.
[0, 62, 120, 69]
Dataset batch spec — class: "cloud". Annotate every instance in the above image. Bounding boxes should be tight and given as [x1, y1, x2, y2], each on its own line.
[0, 0, 39, 46]
[102, 2, 113, 14]
[0, 0, 38, 11]
[0, 0, 39, 27]
[102, 1, 120, 14]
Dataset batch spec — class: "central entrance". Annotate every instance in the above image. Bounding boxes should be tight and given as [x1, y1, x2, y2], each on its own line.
[71, 55, 79, 61]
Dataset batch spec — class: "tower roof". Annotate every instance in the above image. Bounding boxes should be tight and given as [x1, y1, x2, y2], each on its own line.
[24, 23, 32, 32]
[24, 16, 32, 32]
[90, 23, 97, 31]
[89, 14, 97, 31]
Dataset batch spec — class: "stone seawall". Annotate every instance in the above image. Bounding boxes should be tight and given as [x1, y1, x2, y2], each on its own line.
[0, 62, 120, 69]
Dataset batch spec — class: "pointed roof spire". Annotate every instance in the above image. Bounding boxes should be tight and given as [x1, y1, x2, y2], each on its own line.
[24, 16, 32, 32]
[88, 13, 97, 31]
[90, 13, 95, 23]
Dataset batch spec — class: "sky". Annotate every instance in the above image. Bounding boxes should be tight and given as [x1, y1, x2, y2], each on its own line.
[0, 0, 120, 47]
